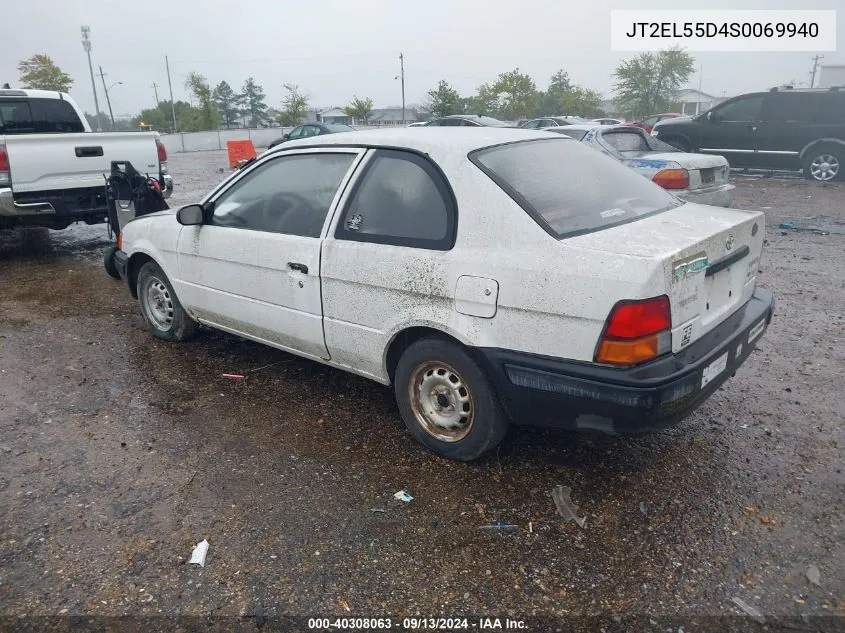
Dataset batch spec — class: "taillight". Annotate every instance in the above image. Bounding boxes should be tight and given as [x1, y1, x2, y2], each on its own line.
[0, 144, 10, 186]
[653, 168, 689, 190]
[156, 139, 167, 163]
[595, 296, 672, 366]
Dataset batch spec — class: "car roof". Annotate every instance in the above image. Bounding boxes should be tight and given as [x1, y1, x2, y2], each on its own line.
[0, 88, 69, 99]
[271, 127, 565, 157]
[547, 124, 619, 132]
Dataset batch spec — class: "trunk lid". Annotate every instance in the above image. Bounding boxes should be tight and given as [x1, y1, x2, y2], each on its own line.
[568, 202, 765, 352]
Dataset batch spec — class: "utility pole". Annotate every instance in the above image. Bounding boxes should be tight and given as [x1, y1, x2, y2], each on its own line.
[809, 54, 824, 88]
[80, 26, 102, 132]
[399, 53, 405, 125]
[98, 66, 115, 129]
[165, 56, 178, 133]
[152, 83, 160, 106]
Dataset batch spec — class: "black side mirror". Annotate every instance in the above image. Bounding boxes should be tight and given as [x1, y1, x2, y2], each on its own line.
[176, 204, 204, 226]
[283, 133, 290, 140]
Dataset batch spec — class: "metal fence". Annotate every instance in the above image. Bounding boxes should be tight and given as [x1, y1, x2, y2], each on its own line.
[158, 124, 393, 154]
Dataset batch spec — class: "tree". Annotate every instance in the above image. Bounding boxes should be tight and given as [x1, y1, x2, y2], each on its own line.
[488, 68, 540, 120]
[213, 81, 241, 127]
[613, 47, 695, 117]
[18, 54, 73, 92]
[132, 100, 193, 133]
[279, 83, 309, 126]
[240, 77, 268, 126]
[539, 69, 572, 115]
[426, 80, 461, 117]
[183, 72, 218, 131]
[84, 111, 110, 131]
[558, 87, 603, 118]
[471, 83, 502, 116]
[344, 96, 374, 123]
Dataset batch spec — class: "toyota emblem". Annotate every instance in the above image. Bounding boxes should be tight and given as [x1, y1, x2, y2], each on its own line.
[725, 235, 735, 250]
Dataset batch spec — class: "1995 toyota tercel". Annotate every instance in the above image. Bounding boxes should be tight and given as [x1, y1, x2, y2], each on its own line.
[111, 128, 774, 461]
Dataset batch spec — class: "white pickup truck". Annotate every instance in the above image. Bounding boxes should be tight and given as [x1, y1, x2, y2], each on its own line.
[0, 88, 172, 230]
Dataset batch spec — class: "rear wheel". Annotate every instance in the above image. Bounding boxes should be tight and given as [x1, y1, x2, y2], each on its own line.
[803, 145, 842, 181]
[137, 261, 197, 342]
[394, 337, 508, 461]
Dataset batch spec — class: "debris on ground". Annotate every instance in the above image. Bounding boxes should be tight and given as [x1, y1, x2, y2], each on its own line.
[731, 596, 765, 624]
[340, 599, 351, 612]
[779, 222, 830, 235]
[639, 501, 647, 516]
[806, 564, 821, 586]
[370, 508, 385, 513]
[188, 539, 209, 567]
[551, 485, 586, 529]
[393, 490, 413, 503]
[478, 523, 518, 530]
[222, 373, 246, 380]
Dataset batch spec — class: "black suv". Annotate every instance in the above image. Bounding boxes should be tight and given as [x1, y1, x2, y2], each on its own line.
[652, 87, 845, 181]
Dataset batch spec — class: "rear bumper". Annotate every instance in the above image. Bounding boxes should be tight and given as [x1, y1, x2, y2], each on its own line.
[0, 187, 56, 217]
[475, 288, 774, 434]
[160, 172, 173, 199]
[678, 183, 734, 207]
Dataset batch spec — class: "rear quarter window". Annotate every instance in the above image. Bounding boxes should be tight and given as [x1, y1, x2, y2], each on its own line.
[0, 98, 84, 134]
[0, 99, 35, 133]
[470, 138, 682, 239]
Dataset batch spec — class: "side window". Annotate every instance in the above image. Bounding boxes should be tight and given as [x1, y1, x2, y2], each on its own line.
[713, 96, 764, 122]
[29, 98, 85, 133]
[439, 118, 461, 127]
[0, 99, 35, 134]
[336, 150, 456, 250]
[523, 120, 539, 129]
[287, 126, 303, 139]
[812, 94, 845, 125]
[643, 116, 660, 127]
[211, 153, 355, 237]
[302, 125, 320, 137]
[761, 94, 822, 123]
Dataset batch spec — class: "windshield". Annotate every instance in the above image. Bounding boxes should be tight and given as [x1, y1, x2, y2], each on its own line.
[470, 138, 682, 238]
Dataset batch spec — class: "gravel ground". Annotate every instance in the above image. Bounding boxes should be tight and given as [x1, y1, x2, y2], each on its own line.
[0, 151, 843, 632]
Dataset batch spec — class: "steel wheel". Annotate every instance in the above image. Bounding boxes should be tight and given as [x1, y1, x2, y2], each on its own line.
[809, 153, 840, 181]
[408, 361, 474, 442]
[142, 275, 174, 332]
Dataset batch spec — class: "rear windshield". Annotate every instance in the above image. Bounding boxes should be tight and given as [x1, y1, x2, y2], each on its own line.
[602, 129, 682, 156]
[326, 124, 353, 132]
[551, 128, 588, 140]
[0, 97, 84, 134]
[471, 138, 682, 238]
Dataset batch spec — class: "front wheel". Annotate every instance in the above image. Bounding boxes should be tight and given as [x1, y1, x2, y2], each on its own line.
[394, 338, 508, 461]
[803, 145, 842, 181]
[136, 261, 198, 342]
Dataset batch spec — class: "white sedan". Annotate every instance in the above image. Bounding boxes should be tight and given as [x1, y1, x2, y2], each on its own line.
[111, 128, 774, 461]
[548, 124, 735, 207]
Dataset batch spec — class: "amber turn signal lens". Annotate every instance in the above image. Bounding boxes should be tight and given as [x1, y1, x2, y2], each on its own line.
[595, 334, 662, 366]
[652, 168, 689, 190]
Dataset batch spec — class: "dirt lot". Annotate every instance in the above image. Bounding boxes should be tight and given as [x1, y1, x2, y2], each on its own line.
[0, 152, 843, 632]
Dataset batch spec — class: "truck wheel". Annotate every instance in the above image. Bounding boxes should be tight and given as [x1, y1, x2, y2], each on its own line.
[103, 245, 121, 279]
[394, 337, 508, 461]
[136, 261, 197, 342]
[803, 145, 842, 181]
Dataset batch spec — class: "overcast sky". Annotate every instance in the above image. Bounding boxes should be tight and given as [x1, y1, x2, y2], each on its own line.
[2, 0, 842, 117]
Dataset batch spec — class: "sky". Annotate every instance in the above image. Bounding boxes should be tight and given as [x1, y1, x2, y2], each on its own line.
[2, 0, 842, 118]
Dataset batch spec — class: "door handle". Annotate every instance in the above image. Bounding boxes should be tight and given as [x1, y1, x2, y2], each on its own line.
[287, 262, 308, 274]
[75, 146, 104, 157]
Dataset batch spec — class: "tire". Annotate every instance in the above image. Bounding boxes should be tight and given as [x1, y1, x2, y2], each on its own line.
[803, 144, 842, 182]
[662, 136, 690, 152]
[103, 245, 121, 280]
[393, 337, 508, 461]
[136, 261, 198, 342]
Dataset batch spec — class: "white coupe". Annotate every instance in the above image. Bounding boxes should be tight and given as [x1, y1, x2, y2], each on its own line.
[112, 128, 774, 461]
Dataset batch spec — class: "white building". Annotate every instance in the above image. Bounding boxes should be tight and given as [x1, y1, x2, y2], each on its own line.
[674, 89, 721, 116]
[818, 65, 845, 88]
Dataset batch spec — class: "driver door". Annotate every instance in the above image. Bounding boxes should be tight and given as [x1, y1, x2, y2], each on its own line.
[697, 95, 764, 167]
[175, 148, 364, 360]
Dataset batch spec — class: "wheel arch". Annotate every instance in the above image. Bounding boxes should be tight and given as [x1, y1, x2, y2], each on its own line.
[799, 138, 845, 160]
[126, 252, 156, 299]
[383, 325, 473, 384]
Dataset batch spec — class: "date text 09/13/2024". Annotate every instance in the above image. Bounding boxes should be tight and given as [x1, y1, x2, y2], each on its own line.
[307, 617, 527, 630]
